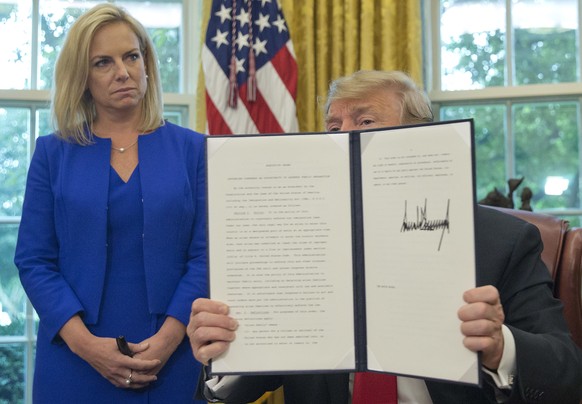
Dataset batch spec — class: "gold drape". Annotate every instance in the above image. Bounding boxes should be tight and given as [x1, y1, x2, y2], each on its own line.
[196, 0, 422, 133]
[280, 0, 423, 132]
[196, 1, 422, 402]
[195, 0, 212, 133]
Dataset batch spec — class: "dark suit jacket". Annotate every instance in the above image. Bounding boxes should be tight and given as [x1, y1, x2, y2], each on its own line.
[15, 121, 208, 341]
[204, 206, 582, 403]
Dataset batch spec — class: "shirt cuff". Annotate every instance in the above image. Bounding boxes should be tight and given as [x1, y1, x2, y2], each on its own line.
[206, 375, 242, 399]
[482, 325, 516, 389]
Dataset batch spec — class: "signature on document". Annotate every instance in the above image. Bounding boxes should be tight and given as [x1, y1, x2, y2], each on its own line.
[400, 199, 450, 251]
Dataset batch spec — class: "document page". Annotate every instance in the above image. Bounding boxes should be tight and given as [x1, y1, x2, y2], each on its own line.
[207, 133, 356, 374]
[360, 121, 479, 384]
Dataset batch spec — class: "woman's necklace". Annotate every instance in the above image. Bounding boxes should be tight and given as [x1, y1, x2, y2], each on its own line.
[91, 125, 140, 153]
[111, 139, 138, 153]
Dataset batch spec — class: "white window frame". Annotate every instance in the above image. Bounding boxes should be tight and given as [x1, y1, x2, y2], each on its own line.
[423, 0, 582, 217]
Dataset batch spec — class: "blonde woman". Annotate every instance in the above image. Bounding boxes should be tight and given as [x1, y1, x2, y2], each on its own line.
[15, 4, 207, 403]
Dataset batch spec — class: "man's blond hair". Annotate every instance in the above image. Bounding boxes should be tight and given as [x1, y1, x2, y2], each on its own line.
[324, 70, 433, 125]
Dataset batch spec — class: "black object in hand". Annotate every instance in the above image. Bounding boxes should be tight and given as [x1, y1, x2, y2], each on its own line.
[116, 336, 134, 357]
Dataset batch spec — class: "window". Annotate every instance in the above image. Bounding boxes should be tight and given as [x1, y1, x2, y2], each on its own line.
[0, 1, 202, 402]
[425, 0, 582, 224]
[1, 0, 190, 92]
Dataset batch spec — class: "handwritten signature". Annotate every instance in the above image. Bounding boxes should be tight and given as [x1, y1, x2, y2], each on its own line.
[400, 199, 450, 251]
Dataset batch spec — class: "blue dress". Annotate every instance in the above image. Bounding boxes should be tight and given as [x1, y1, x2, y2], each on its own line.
[32, 165, 204, 403]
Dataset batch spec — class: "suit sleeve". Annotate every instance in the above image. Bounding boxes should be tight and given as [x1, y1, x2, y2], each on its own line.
[493, 220, 582, 403]
[14, 137, 84, 342]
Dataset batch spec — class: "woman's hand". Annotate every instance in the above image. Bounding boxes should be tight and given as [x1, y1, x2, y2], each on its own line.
[59, 315, 160, 388]
[132, 316, 186, 376]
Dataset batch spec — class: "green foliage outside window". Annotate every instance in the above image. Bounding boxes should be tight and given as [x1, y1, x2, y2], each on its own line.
[0, 109, 29, 217]
[443, 27, 580, 211]
[148, 27, 180, 93]
[39, 8, 181, 92]
[39, 8, 85, 89]
[514, 102, 579, 209]
[446, 28, 577, 87]
[444, 29, 505, 87]
[0, 343, 25, 404]
[441, 105, 506, 202]
[515, 28, 577, 85]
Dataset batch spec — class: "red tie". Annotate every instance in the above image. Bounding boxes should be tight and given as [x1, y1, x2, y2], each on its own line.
[352, 372, 398, 404]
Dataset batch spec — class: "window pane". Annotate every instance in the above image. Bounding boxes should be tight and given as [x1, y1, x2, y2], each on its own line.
[0, 225, 25, 337]
[39, 1, 183, 92]
[513, 0, 578, 85]
[0, 107, 30, 217]
[560, 215, 581, 227]
[440, 0, 506, 90]
[39, 1, 100, 90]
[36, 108, 51, 138]
[441, 105, 506, 202]
[0, 344, 25, 404]
[163, 105, 189, 127]
[164, 110, 183, 126]
[119, 1, 182, 92]
[0, 1, 32, 90]
[147, 25, 181, 92]
[514, 102, 579, 210]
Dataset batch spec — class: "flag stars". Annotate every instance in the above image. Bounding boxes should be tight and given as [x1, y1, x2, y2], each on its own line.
[254, 13, 271, 32]
[235, 31, 249, 50]
[273, 15, 287, 33]
[236, 7, 250, 26]
[253, 38, 268, 56]
[260, 0, 272, 7]
[214, 4, 231, 24]
[211, 29, 229, 49]
[235, 57, 246, 73]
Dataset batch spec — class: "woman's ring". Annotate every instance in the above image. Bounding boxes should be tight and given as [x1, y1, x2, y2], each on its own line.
[125, 369, 133, 385]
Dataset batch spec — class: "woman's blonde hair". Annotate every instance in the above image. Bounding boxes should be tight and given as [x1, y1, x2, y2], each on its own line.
[51, 3, 163, 144]
[323, 70, 433, 125]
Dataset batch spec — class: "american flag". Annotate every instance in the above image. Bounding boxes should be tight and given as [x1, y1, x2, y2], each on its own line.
[203, 0, 299, 135]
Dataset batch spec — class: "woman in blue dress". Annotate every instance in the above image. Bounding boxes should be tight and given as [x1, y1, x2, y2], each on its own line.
[14, 4, 207, 403]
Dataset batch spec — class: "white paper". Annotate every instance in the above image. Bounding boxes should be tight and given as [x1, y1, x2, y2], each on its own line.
[360, 121, 478, 383]
[206, 121, 479, 385]
[207, 133, 356, 373]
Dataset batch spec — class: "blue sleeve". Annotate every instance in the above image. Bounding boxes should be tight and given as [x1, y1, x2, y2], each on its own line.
[14, 136, 84, 341]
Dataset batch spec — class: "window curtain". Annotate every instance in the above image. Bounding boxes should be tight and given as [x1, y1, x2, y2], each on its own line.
[196, 0, 423, 133]
[280, 0, 423, 132]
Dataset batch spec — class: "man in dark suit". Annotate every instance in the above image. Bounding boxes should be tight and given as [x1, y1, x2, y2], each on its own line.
[188, 70, 582, 403]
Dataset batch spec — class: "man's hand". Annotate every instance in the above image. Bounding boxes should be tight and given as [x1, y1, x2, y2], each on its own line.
[187, 298, 238, 365]
[458, 285, 505, 370]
